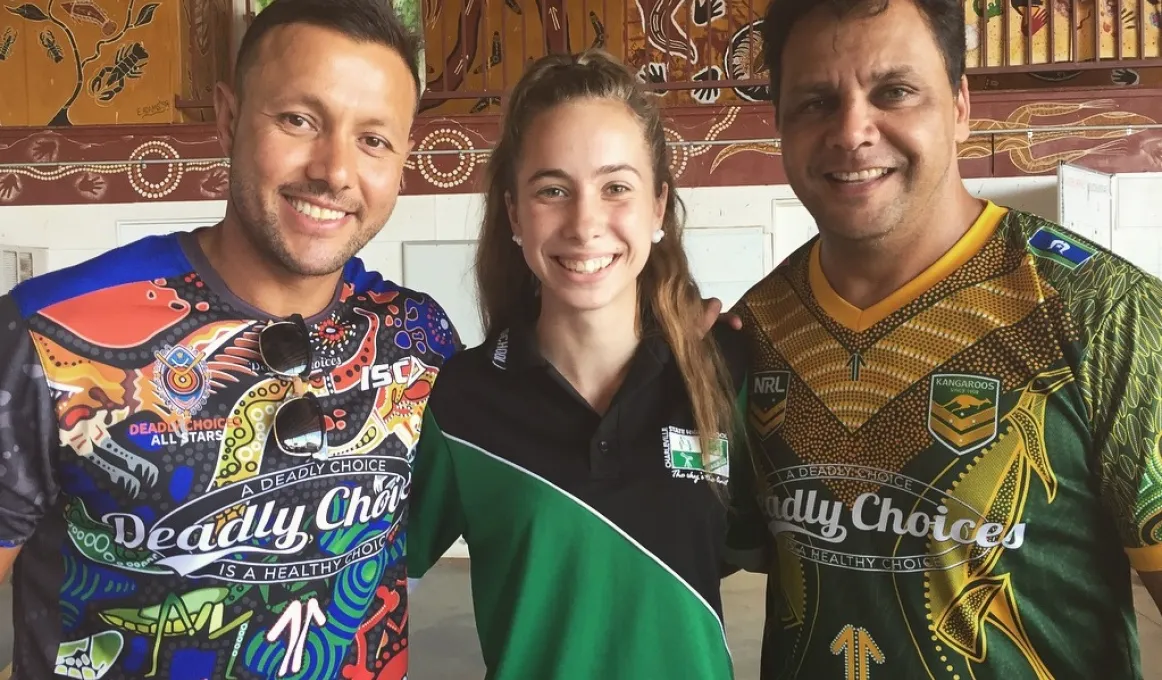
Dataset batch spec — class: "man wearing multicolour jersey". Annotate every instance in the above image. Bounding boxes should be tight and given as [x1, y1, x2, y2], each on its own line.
[726, 0, 1162, 677]
[0, 1, 461, 678]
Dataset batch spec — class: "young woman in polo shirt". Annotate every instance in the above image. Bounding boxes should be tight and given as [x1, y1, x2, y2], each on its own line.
[407, 48, 764, 679]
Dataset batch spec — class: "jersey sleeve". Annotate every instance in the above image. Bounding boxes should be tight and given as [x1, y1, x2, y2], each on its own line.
[713, 322, 768, 573]
[407, 403, 467, 578]
[424, 296, 466, 361]
[0, 294, 60, 548]
[1083, 278, 1162, 572]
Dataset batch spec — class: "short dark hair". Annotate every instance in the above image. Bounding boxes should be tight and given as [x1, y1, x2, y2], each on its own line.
[760, 0, 966, 110]
[233, 0, 422, 99]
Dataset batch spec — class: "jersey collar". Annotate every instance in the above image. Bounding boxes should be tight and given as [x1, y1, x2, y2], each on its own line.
[487, 315, 672, 374]
[808, 200, 1008, 332]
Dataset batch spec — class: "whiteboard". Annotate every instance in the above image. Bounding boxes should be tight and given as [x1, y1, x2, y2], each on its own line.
[1057, 163, 1113, 248]
[1113, 174, 1162, 279]
[402, 241, 484, 348]
[683, 226, 767, 310]
[772, 198, 819, 265]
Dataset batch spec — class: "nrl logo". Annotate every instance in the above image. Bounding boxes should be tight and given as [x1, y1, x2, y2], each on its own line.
[749, 370, 790, 439]
[927, 373, 1000, 455]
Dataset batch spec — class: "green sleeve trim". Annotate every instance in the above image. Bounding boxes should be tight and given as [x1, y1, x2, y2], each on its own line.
[407, 407, 467, 577]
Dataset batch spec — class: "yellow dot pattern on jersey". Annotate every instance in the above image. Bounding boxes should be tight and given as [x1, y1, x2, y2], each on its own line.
[743, 237, 1082, 506]
[755, 262, 1044, 432]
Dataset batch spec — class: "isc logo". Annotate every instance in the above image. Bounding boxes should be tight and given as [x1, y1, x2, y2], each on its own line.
[360, 356, 428, 391]
[753, 372, 789, 395]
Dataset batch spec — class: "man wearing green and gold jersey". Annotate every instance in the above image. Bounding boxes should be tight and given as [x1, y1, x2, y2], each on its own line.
[727, 0, 1162, 677]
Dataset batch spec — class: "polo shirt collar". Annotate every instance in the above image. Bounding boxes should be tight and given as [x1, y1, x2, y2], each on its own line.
[487, 321, 543, 371]
[486, 315, 673, 375]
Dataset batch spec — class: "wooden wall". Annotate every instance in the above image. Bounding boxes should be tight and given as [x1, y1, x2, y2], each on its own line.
[2, 87, 1160, 205]
[419, 0, 1162, 114]
[1, 0, 1158, 125]
[964, 0, 1161, 68]
[970, 65, 1162, 89]
[0, 0, 232, 126]
[419, 0, 760, 114]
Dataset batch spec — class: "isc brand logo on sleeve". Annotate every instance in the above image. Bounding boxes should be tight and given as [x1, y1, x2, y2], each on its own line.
[750, 370, 790, 439]
[663, 426, 729, 484]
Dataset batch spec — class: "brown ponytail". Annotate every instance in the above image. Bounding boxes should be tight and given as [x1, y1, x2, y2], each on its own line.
[475, 49, 739, 484]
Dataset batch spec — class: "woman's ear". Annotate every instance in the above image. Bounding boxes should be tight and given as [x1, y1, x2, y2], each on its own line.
[505, 190, 521, 240]
[654, 182, 669, 228]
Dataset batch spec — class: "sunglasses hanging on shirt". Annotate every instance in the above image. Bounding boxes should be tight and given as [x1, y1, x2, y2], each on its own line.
[258, 313, 328, 458]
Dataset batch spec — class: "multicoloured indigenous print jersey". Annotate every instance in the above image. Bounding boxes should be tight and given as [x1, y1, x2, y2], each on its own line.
[731, 202, 1162, 679]
[0, 231, 458, 680]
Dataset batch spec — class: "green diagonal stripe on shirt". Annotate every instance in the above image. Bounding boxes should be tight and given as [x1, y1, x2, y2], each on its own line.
[441, 429, 735, 680]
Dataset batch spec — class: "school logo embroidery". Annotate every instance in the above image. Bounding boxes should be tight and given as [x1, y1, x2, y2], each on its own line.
[1027, 227, 1096, 270]
[750, 370, 790, 439]
[927, 373, 1001, 455]
[662, 426, 729, 484]
[151, 344, 210, 419]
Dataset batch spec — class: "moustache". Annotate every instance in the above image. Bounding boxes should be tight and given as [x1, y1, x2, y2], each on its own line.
[280, 182, 361, 215]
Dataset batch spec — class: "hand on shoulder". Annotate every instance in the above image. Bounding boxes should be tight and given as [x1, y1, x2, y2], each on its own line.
[699, 297, 743, 337]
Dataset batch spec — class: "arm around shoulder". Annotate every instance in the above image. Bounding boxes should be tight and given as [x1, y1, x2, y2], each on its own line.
[711, 322, 770, 574]
[710, 321, 748, 395]
[0, 295, 60, 580]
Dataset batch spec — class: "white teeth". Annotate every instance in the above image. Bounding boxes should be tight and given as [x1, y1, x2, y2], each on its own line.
[289, 198, 347, 221]
[558, 255, 615, 274]
[830, 168, 890, 182]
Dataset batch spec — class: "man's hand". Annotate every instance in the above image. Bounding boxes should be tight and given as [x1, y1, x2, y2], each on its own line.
[699, 297, 723, 335]
[699, 297, 743, 336]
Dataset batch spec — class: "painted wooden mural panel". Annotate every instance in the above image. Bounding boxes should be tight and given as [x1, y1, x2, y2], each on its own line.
[0, 0, 230, 126]
[180, 0, 233, 123]
[420, 0, 629, 114]
[2, 88, 1160, 205]
[625, 0, 766, 106]
[417, 0, 1161, 113]
[0, 23, 30, 125]
[964, 0, 1161, 67]
[419, 0, 747, 113]
[2, 1, 180, 125]
[971, 65, 1162, 89]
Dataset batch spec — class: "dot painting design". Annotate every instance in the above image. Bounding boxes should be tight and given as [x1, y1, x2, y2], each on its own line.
[15, 265, 449, 679]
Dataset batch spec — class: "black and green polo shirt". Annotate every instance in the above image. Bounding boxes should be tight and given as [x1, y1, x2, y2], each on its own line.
[407, 321, 763, 679]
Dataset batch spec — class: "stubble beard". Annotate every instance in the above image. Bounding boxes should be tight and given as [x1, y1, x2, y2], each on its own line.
[229, 172, 372, 279]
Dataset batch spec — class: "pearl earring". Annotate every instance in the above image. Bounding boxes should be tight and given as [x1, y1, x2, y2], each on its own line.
[651, 228, 664, 244]
[512, 234, 523, 246]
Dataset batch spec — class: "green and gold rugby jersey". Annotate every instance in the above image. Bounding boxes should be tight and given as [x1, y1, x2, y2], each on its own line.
[731, 201, 1162, 679]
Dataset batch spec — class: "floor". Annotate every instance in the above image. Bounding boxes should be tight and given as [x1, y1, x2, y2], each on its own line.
[2, 562, 1159, 678]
